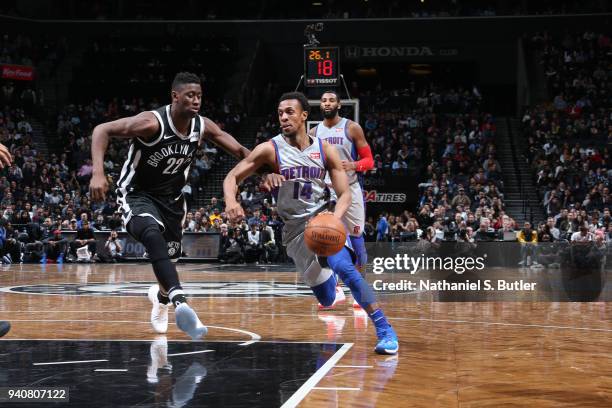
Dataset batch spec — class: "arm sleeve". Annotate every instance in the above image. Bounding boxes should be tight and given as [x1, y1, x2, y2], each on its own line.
[354, 144, 374, 172]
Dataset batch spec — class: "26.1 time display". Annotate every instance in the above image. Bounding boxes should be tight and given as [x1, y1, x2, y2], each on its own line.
[304, 46, 339, 87]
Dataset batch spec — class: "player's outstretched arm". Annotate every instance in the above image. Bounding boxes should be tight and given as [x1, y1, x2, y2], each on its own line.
[343, 121, 374, 173]
[223, 142, 276, 222]
[323, 141, 351, 220]
[202, 117, 251, 161]
[90, 112, 159, 202]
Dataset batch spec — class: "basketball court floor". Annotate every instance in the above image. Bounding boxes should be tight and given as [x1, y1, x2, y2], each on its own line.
[0, 262, 610, 407]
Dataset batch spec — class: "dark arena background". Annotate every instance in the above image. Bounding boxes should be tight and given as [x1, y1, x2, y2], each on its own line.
[0, 1, 611, 407]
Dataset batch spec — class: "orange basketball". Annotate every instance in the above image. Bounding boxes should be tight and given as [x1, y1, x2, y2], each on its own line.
[304, 213, 346, 257]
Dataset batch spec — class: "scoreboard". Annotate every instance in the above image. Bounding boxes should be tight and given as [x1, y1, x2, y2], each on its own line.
[304, 46, 339, 87]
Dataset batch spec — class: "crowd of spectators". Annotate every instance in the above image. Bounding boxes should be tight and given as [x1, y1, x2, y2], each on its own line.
[358, 83, 511, 244]
[0, 31, 247, 263]
[2, 26, 609, 266]
[521, 30, 611, 247]
[6, 0, 608, 20]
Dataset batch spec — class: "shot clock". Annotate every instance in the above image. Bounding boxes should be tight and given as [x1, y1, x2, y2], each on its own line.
[304, 46, 339, 87]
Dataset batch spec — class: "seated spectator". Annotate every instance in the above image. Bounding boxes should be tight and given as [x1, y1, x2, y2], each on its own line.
[219, 227, 244, 264]
[69, 220, 97, 262]
[570, 224, 593, 244]
[244, 223, 262, 263]
[42, 230, 67, 263]
[93, 213, 108, 231]
[474, 219, 494, 241]
[107, 211, 123, 231]
[517, 221, 538, 267]
[100, 230, 123, 262]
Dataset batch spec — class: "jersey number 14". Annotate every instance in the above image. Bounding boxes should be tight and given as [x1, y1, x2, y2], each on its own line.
[293, 181, 313, 200]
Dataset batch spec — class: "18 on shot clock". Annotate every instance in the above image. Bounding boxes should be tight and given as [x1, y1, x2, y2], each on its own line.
[304, 46, 339, 87]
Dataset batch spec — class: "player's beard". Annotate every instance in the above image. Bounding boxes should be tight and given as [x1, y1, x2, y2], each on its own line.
[283, 128, 298, 139]
[321, 107, 338, 119]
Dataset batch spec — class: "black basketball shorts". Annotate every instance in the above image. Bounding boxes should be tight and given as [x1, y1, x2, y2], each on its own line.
[118, 191, 186, 259]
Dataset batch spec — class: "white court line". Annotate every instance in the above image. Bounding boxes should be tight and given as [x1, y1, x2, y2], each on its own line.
[1, 320, 261, 346]
[334, 365, 372, 368]
[167, 350, 214, 357]
[281, 343, 353, 408]
[3, 338, 341, 345]
[94, 369, 127, 372]
[387, 317, 612, 332]
[312, 387, 361, 391]
[33, 359, 108, 366]
[3, 315, 611, 333]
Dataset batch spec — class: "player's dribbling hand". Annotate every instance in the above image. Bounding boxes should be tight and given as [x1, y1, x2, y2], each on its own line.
[89, 173, 109, 202]
[0, 143, 13, 169]
[320, 209, 343, 221]
[226, 203, 245, 223]
[341, 160, 355, 171]
[260, 173, 286, 192]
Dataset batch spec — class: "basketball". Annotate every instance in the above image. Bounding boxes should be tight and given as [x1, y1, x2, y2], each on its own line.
[304, 213, 346, 256]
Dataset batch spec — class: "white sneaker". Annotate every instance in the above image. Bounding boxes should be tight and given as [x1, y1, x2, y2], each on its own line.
[318, 286, 347, 310]
[175, 303, 208, 340]
[148, 285, 169, 334]
[147, 336, 171, 384]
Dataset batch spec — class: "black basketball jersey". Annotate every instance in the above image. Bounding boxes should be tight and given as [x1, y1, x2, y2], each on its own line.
[116, 104, 202, 197]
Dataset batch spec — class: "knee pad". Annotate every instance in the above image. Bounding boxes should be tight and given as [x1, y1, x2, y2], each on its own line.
[302, 258, 331, 287]
[128, 216, 168, 262]
[311, 271, 336, 307]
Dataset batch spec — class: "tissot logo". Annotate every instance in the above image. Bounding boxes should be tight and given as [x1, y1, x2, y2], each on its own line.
[0, 281, 349, 298]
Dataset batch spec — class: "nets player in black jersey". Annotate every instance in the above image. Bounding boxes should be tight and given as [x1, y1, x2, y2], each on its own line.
[0, 143, 11, 338]
[89, 72, 251, 339]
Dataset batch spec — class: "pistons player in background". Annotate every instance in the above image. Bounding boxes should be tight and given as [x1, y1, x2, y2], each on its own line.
[312, 90, 373, 309]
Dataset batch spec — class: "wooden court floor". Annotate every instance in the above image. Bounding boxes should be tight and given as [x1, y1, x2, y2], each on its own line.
[0, 262, 610, 407]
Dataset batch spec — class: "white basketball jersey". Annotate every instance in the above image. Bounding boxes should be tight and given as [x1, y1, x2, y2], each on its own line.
[270, 134, 329, 227]
[315, 117, 358, 185]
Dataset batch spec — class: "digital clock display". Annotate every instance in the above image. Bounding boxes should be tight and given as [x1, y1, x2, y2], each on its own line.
[304, 46, 339, 87]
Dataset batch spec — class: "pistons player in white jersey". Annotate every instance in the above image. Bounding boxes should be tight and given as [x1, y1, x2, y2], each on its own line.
[310, 90, 374, 309]
[224, 92, 398, 355]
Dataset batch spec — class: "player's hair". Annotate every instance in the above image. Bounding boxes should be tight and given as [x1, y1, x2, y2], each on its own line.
[278, 92, 310, 113]
[321, 90, 340, 100]
[172, 72, 201, 90]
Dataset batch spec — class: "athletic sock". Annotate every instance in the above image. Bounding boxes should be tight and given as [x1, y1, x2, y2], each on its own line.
[369, 309, 390, 331]
[157, 291, 170, 305]
[168, 287, 187, 308]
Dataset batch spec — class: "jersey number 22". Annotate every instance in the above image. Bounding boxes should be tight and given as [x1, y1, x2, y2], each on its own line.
[163, 158, 185, 175]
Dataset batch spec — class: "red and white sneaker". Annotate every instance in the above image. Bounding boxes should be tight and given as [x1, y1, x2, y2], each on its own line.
[353, 308, 368, 330]
[317, 286, 346, 310]
[352, 298, 363, 309]
[318, 313, 347, 339]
